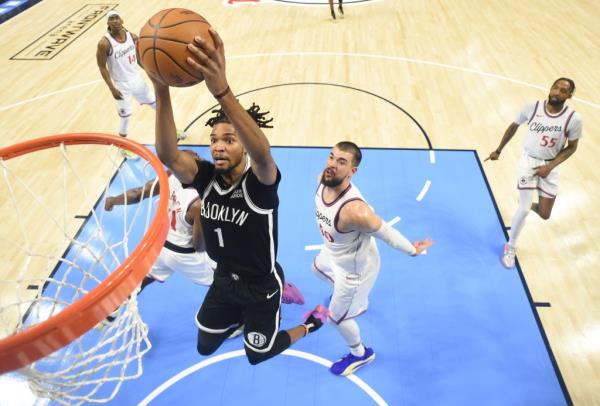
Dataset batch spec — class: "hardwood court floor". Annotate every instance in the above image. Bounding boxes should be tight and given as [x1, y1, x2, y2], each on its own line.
[0, 0, 598, 403]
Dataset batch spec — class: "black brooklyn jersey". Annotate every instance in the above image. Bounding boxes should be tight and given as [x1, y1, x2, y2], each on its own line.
[187, 160, 280, 277]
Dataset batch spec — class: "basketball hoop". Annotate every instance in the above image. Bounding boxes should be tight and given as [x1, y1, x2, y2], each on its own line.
[0, 133, 169, 403]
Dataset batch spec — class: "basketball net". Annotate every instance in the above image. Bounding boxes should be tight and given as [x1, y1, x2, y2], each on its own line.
[0, 134, 170, 405]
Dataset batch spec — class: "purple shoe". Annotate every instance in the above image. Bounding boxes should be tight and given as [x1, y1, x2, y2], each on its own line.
[330, 347, 375, 376]
[282, 282, 305, 305]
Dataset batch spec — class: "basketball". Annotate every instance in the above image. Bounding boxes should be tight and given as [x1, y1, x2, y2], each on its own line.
[138, 8, 214, 87]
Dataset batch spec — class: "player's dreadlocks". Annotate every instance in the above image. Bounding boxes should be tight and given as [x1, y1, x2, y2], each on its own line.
[205, 103, 274, 129]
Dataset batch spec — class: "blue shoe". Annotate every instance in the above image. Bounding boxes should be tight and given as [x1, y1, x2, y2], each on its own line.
[330, 347, 375, 376]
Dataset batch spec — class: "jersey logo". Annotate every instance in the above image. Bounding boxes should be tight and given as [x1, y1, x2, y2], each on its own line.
[231, 189, 244, 199]
[247, 332, 267, 347]
[316, 209, 332, 227]
[201, 202, 249, 226]
[266, 289, 279, 299]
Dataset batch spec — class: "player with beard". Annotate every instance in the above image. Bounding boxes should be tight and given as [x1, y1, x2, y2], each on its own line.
[313, 141, 432, 376]
[485, 78, 583, 268]
[150, 28, 322, 366]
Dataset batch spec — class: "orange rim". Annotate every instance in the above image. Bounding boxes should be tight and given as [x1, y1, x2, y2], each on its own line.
[0, 133, 169, 374]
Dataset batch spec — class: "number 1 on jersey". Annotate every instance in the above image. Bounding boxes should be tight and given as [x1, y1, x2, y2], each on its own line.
[214, 228, 224, 247]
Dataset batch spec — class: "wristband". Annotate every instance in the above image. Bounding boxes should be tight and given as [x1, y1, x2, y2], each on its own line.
[214, 86, 230, 100]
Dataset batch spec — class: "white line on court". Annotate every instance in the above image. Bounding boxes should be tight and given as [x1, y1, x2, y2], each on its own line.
[387, 216, 401, 226]
[305, 243, 324, 251]
[2, 52, 599, 112]
[416, 180, 431, 202]
[0, 80, 102, 113]
[138, 349, 389, 406]
[429, 150, 436, 164]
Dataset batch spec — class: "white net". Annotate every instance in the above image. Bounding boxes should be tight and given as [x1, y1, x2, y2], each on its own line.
[0, 137, 167, 405]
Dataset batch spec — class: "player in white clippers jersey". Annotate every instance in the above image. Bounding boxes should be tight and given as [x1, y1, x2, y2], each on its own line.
[313, 141, 432, 376]
[104, 150, 215, 292]
[96, 10, 158, 159]
[486, 78, 582, 268]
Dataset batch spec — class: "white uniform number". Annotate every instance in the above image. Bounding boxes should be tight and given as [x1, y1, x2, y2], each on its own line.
[214, 227, 224, 247]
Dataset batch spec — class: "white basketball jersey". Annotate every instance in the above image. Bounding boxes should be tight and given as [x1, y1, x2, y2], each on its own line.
[167, 175, 200, 248]
[315, 182, 371, 256]
[516, 100, 582, 160]
[104, 31, 140, 83]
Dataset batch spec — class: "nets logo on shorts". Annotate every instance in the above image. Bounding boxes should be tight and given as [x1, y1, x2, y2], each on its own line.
[247, 332, 267, 347]
[519, 176, 528, 185]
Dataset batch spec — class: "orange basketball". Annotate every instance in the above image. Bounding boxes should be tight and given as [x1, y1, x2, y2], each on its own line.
[138, 8, 214, 87]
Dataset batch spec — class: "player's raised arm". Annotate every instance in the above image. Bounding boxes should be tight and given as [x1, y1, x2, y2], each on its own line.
[185, 29, 277, 185]
[152, 81, 198, 184]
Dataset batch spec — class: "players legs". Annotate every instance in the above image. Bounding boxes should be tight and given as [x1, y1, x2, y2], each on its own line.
[503, 155, 559, 268]
[530, 164, 559, 220]
[531, 195, 556, 220]
[313, 244, 380, 375]
[504, 186, 534, 268]
[328, 0, 336, 19]
[196, 284, 244, 355]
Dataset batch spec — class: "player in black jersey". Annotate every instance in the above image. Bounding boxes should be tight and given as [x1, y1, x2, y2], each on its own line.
[149, 28, 324, 365]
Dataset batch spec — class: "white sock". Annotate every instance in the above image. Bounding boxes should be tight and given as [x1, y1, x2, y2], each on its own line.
[119, 115, 130, 136]
[350, 342, 366, 357]
[334, 319, 364, 356]
[508, 188, 534, 247]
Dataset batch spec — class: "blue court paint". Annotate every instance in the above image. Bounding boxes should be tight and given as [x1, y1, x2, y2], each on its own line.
[39, 147, 565, 405]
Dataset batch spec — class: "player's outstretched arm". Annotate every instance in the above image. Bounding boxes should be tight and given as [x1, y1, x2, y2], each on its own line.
[485, 122, 519, 161]
[104, 178, 161, 211]
[185, 29, 277, 185]
[152, 81, 199, 184]
[341, 200, 431, 256]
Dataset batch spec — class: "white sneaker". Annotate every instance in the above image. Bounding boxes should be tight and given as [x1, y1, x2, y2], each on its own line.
[501, 243, 516, 268]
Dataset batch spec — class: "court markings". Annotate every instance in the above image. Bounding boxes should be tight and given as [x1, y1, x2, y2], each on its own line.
[416, 180, 431, 202]
[138, 349, 388, 406]
[2, 51, 599, 113]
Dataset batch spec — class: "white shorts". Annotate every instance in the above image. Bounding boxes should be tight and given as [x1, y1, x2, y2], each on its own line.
[517, 152, 559, 198]
[312, 237, 380, 323]
[149, 246, 215, 286]
[114, 77, 155, 117]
